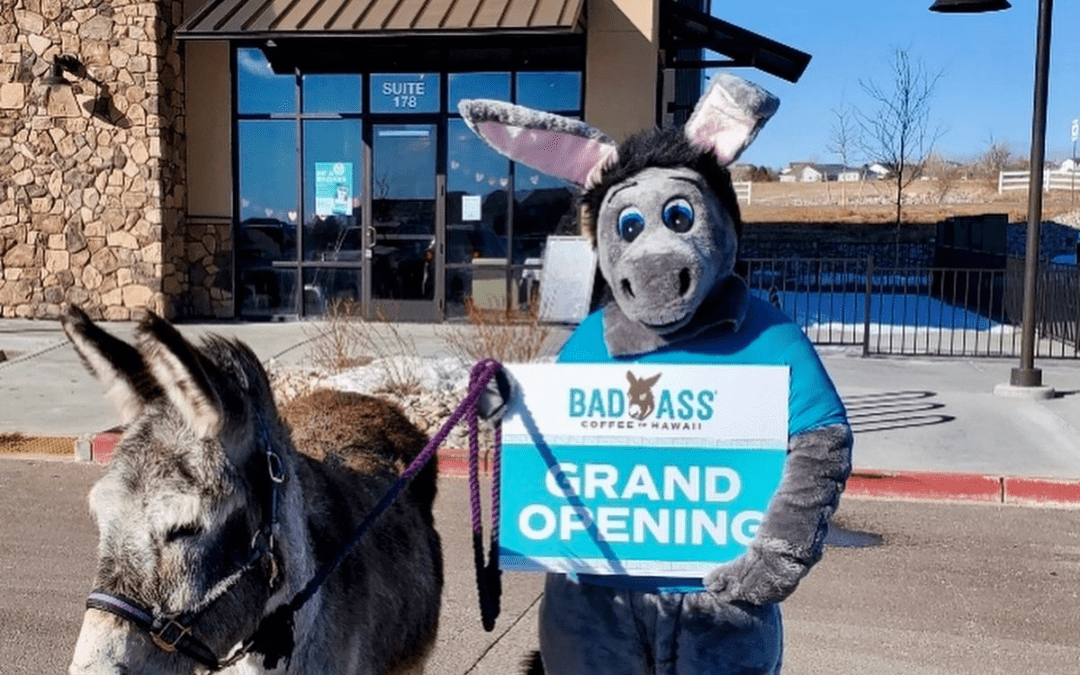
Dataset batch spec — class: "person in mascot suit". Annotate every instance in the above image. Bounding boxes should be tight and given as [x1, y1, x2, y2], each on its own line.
[463, 74, 853, 675]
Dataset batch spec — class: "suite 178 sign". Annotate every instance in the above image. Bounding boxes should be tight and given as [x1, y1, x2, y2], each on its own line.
[498, 363, 789, 578]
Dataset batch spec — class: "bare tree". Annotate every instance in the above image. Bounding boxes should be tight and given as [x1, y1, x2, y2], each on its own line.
[827, 103, 860, 206]
[923, 153, 964, 205]
[979, 133, 1015, 190]
[858, 48, 944, 263]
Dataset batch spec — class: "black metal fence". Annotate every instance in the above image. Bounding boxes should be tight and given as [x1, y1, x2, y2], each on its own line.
[742, 257, 1080, 359]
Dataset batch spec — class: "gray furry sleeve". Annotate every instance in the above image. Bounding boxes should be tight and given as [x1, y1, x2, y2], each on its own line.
[704, 422, 853, 605]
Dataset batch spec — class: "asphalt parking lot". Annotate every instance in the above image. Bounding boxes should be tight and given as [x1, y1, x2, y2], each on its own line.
[3, 457, 1078, 675]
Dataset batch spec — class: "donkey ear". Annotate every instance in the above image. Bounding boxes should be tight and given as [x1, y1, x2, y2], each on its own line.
[643, 373, 661, 387]
[61, 304, 163, 425]
[458, 99, 618, 187]
[683, 73, 779, 167]
[137, 313, 224, 439]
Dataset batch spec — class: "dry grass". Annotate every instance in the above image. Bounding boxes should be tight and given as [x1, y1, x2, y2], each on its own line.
[304, 298, 374, 373]
[362, 315, 424, 396]
[742, 179, 1079, 226]
[439, 298, 554, 365]
[303, 300, 423, 396]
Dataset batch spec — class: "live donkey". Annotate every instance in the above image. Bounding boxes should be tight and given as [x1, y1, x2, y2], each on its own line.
[63, 304, 443, 675]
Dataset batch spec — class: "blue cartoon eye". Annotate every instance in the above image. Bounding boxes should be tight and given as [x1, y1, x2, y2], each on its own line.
[617, 207, 645, 242]
[663, 198, 694, 233]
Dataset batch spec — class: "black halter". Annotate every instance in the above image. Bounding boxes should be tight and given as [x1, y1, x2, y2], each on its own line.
[85, 437, 286, 671]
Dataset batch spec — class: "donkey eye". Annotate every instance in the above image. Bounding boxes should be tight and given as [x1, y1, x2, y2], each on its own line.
[662, 198, 694, 233]
[617, 207, 645, 242]
[164, 524, 203, 542]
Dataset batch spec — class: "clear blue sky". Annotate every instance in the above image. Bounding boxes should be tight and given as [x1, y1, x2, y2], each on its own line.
[710, 1, 1080, 171]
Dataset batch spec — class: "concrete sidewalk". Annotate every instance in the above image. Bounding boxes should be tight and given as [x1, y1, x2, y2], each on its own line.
[2, 316, 1080, 502]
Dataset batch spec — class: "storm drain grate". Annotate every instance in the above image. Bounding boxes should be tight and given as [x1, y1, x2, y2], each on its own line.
[0, 434, 75, 456]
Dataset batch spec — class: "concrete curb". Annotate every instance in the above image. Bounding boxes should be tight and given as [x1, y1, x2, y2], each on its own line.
[84, 433, 1080, 507]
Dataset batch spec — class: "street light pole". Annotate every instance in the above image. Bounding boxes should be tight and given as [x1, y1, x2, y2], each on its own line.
[1010, 0, 1053, 389]
[930, 0, 1055, 397]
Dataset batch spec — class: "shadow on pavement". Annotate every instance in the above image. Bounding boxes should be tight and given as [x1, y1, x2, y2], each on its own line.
[843, 390, 955, 434]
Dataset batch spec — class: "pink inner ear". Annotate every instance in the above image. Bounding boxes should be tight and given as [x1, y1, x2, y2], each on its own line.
[684, 115, 756, 166]
[476, 121, 616, 186]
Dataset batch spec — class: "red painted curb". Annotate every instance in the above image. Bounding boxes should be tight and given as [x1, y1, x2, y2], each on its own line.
[1003, 476, 1080, 506]
[845, 470, 1002, 503]
[83, 437, 1080, 508]
[92, 433, 118, 465]
[438, 450, 471, 478]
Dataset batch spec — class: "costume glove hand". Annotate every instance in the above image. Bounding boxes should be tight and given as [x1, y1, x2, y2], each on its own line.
[705, 423, 853, 606]
[704, 540, 807, 605]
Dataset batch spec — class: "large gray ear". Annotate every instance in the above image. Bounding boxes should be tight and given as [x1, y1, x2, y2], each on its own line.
[137, 313, 224, 439]
[458, 99, 618, 187]
[60, 304, 162, 426]
[683, 73, 780, 166]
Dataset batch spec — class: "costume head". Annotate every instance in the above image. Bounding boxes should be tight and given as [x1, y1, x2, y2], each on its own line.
[459, 74, 778, 348]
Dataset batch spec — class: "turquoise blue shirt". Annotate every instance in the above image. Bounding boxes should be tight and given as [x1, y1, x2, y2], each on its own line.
[555, 294, 847, 592]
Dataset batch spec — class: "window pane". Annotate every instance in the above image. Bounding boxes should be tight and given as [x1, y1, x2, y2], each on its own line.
[447, 119, 508, 265]
[303, 268, 363, 316]
[514, 264, 543, 312]
[513, 165, 575, 264]
[303, 74, 362, 114]
[237, 48, 296, 114]
[239, 268, 298, 317]
[516, 71, 581, 112]
[238, 120, 298, 263]
[373, 126, 436, 200]
[303, 119, 363, 261]
[444, 266, 471, 318]
[370, 73, 440, 113]
[372, 125, 436, 301]
[449, 72, 510, 109]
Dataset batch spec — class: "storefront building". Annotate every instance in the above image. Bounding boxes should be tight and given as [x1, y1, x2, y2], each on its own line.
[0, 0, 806, 320]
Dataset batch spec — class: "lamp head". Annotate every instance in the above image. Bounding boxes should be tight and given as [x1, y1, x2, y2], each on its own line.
[929, 0, 1011, 13]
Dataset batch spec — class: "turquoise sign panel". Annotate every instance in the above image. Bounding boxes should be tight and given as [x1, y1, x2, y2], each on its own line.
[499, 443, 786, 576]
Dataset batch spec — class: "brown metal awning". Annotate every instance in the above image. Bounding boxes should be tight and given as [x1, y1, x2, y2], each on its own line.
[176, 0, 586, 40]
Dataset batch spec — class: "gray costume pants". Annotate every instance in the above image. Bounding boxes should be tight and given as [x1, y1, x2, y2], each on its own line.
[538, 573, 783, 675]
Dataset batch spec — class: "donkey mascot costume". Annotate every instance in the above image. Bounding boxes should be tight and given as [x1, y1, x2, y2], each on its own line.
[462, 74, 853, 674]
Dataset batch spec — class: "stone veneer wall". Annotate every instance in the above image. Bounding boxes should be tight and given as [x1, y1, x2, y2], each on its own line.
[0, 0, 187, 320]
[179, 217, 232, 318]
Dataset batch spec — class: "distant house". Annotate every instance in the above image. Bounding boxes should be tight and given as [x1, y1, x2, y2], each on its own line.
[866, 163, 891, 180]
[782, 162, 868, 182]
[1060, 158, 1079, 173]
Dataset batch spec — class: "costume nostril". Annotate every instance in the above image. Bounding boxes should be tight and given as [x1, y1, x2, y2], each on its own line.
[621, 279, 635, 299]
[678, 268, 691, 296]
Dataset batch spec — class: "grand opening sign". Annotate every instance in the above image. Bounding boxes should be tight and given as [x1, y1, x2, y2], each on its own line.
[499, 363, 789, 577]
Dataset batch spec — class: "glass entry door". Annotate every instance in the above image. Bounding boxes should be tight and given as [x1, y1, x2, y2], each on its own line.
[366, 123, 442, 321]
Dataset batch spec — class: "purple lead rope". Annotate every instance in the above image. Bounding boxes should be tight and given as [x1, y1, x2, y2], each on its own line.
[467, 358, 503, 632]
